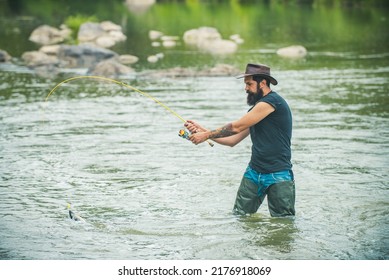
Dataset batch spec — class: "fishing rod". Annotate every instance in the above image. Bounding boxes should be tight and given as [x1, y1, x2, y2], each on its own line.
[45, 75, 214, 147]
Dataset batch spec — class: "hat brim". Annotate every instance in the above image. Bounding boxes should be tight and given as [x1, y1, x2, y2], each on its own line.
[236, 73, 278, 85]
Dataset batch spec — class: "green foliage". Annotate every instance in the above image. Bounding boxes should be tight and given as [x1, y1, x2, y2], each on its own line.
[0, 0, 388, 62]
[64, 14, 99, 43]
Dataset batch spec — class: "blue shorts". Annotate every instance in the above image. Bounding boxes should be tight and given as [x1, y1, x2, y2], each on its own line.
[243, 165, 293, 196]
[233, 165, 295, 216]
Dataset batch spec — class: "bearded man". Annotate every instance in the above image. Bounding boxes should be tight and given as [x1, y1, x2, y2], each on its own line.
[185, 63, 295, 217]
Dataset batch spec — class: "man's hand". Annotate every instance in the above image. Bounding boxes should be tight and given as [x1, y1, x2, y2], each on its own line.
[184, 120, 215, 146]
[189, 131, 210, 145]
[184, 120, 207, 134]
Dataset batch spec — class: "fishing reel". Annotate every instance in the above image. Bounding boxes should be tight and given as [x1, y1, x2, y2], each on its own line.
[178, 128, 214, 147]
[178, 128, 190, 140]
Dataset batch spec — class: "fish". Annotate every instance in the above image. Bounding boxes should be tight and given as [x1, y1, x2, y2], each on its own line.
[67, 203, 85, 222]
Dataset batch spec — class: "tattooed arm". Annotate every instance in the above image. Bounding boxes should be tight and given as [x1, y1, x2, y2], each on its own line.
[188, 101, 274, 145]
[185, 120, 249, 147]
[209, 123, 237, 138]
[189, 123, 241, 145]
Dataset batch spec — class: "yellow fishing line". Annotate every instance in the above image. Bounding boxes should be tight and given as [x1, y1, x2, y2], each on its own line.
[45, 75, 214, 146]
[45, 75, 186, 122]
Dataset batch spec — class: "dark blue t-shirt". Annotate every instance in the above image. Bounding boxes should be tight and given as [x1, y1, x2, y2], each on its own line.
[249, 91, 292, 173]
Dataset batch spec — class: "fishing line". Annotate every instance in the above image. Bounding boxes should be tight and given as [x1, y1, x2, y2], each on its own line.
[45, 75, 214, 147]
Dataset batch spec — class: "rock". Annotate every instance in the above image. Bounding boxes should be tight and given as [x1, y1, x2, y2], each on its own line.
[29, 25, 71, 45]
[183, 27, 221, 46]
[119, 54, 139, 65]
[146, 53, 164, 63]
[161, 35, 179, 41]
[39, 44, 61, 56]
[276, 45, 307, 58]
[183, 27, 238, 55]
[77, 21, 126, 48]
[78, 22, 105, 43]
[162, 40, 176, 48]
[88, 59, 134, 77]
[21, 50, 59, 78]
[100, 21, 122, 32]
[21, 51, 58, 67]
[59, 25, 72, 40]
[150, 34, 179, 48]
[34, 64, 59, 78]
[198, 63, 240, 76]
[96, 36, 117, 48]
[108, 30, 126, 42]
[155, 53, 164, 59]
[149, 30, 163, 40]
[58, 44, 118, 68]
[125, 0, 156, 14]
[0, 49, 11, 62]
[229, 34, 244, 44]
[147, 55, 159, 63]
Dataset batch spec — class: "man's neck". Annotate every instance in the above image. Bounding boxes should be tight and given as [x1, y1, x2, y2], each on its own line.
[262, 87, 272, 97]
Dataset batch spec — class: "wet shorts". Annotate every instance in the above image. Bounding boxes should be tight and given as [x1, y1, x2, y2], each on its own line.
[233, 165, 295, 217]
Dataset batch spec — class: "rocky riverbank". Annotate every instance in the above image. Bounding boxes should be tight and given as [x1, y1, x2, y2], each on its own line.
[0, 16, 306, 79]
[0, 19, 249, 78]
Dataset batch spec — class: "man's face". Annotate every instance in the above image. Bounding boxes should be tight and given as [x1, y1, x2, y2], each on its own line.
[244, 76, 263, 106]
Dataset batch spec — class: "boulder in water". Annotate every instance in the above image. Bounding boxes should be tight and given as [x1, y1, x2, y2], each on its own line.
[276, 45, 307, 58]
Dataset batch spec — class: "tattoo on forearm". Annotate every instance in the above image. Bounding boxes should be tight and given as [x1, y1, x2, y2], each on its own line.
[209, 123, 237, 139]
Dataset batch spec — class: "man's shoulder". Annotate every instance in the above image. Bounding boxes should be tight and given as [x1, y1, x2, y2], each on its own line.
[266, 91, 281, 98]
[265, 91, 288, 103]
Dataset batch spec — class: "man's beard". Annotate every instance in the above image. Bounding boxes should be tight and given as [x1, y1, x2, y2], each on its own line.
[246, 87, 264, 106]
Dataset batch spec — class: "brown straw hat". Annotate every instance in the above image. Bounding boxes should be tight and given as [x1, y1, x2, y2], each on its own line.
[236, 63, 278, 85]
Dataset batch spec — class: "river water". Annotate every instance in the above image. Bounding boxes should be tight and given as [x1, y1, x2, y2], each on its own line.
[1, 1, 389, 260]
[1, 53, 388, 260]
